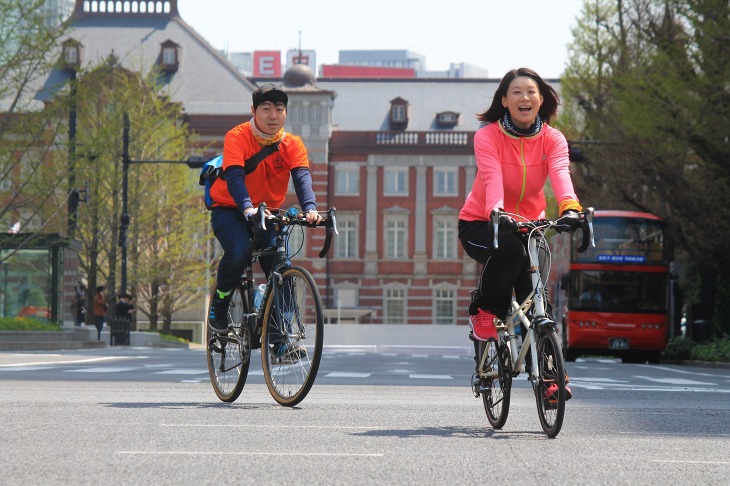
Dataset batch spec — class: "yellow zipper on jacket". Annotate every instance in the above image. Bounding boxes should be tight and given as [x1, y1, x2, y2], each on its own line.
[516, 138, 526, 216]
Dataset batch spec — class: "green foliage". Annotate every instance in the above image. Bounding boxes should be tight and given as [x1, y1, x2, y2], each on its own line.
[690, 336, 730, 363]
[0, 0, 70, 239]
[0, 317, 59, 331]
[562, 0, 730, 324]
[662, 336, 696, 360]
[663, 335, 730, 363]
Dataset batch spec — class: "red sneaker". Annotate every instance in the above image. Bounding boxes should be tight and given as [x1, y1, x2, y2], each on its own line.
[469, 309, 498, 341]
[544, 383, 573, 407]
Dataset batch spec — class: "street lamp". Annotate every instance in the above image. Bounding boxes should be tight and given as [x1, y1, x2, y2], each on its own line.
[119, 112, 207, 293]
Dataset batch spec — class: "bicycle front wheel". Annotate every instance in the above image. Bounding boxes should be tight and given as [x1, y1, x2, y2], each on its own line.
[261, 266, 323, 406]
[480, 339, 512, 429]
[206, 284, 251, 402]
[534, 326, 566, 437]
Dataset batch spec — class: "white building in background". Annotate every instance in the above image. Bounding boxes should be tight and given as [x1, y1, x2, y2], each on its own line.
[339, 49, 426, 71]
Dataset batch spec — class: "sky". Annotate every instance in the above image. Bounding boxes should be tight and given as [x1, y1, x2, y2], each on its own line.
[176, 0, 587, 79]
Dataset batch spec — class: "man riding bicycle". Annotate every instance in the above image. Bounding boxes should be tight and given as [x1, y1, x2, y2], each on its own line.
[207, 83, 322, 359]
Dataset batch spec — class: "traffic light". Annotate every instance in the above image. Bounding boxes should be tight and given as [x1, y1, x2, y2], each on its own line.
[568, 142, 584, 163]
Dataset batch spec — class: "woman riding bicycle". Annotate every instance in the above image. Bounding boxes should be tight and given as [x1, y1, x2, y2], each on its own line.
[207, 83, 322, 359]
[458, 68, 583, 399]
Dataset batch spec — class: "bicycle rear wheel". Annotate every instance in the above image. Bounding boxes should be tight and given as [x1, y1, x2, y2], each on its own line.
[261, 266, 323, 406]
[534, 326, 566, 437]
[206, 284, 251, 402]
[479, 339, 512, 429]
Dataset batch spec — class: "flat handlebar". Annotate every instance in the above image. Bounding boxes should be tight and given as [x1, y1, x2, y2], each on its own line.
[253, 203, 339, 258]
[490, 207, 595, 253]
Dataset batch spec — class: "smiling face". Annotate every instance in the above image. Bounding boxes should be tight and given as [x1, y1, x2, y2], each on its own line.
[251, 101, 287, 135]
[502, 76, 543, 130]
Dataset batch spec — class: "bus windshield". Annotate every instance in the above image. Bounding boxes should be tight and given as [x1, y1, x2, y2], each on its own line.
[569, 270, 667, 314]
[573, 217, 667, 264]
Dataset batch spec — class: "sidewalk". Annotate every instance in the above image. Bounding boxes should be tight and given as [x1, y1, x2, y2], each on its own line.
[323, 324, 473, 355]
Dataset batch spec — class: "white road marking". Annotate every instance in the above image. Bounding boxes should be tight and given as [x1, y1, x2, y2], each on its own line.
[633, 375, 717, 386]
[409, 374, 453, 380]
[1, 366, 54, 371]
[155, 369, 208, 375]
[325, 372, 371, 378]
[66, 367, 138, 373]
[0, 356, 146, 367]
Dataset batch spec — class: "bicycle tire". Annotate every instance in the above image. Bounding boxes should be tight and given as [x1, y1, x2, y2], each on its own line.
[206, 284, 251, 402]
[260, 266, 323, 406]
[534, 325, 566, 437]
[480, 339, 512, 429]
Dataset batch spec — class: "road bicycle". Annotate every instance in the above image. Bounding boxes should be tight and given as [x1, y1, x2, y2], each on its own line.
[206, 204, 338, 406]
[471, 207, 594, 437]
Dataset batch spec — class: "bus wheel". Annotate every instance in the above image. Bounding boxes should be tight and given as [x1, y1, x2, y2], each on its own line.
[564, 348, 578, 362]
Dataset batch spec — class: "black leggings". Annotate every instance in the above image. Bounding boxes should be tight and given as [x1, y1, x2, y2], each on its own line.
[458, 219, 532, 321]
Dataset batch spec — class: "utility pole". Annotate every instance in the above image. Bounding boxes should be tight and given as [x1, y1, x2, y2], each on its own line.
[67, 69, 78, 238]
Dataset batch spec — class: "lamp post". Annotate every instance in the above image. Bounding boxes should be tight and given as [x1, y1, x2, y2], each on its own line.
[119, 112, 206, 294]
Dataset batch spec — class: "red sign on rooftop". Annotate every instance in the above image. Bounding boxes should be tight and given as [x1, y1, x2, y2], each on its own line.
[253, 51, 282, 77]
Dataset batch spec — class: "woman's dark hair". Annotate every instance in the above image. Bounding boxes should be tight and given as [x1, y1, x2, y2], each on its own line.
[96, 285, 105, 293]
[477, 67, 560, 124]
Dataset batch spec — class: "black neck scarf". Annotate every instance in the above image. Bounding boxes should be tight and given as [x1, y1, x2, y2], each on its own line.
[501, 112, 543, 137]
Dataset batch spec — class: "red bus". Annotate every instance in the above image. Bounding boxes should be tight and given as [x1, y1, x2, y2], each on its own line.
[550, 210, 671, 364]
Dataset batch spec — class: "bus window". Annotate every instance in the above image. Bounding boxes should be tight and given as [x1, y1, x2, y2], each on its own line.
[573, 217, 667, 265]
[569, 270, 667, 314]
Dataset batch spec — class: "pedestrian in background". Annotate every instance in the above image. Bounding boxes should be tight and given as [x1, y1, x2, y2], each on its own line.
[114, 292, 134, 320]
[93, 286, 107, 341]
[73, 284, 87, 326]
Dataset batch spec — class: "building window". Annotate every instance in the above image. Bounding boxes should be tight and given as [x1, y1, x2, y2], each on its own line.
[434, 168, 457, 196]
[389, 97, 409, 130]
[336, 218, 358, 259]
[436, 111, 460, 129]
[162, 47, 176, 64]
[384, 288, 405, 323]
[433, 219, 456, 259]
[384, 167, 408, 196]
[159, 40, 180, 72]
[434, 288, 456, 325]
[335, 165, 359, 195]
[385, 217, 407, 259]
[391, 105, 406, 122]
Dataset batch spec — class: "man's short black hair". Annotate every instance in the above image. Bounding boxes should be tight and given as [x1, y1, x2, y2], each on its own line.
[252, 83, 288, 109]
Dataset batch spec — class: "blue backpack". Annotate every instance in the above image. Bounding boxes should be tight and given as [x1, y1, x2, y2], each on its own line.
[198, 156, 223, 210]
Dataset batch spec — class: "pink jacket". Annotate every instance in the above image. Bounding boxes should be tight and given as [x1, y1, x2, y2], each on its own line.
[459, 121, 581, 221]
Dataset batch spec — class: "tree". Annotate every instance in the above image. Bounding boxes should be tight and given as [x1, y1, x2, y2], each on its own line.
[59, 57, 210, 332]
[0, 0, 70, 253]
[561, 0, 730, 335]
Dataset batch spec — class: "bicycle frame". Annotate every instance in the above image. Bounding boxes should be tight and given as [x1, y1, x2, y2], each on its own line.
[480, 231, 546, 381]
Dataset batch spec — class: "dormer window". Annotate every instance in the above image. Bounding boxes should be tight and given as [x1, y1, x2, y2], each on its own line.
[436, 111, 460, 129]
[389, 97, 409, 130]
[61, 39, 82, 71]
[159, 40, 180, 73]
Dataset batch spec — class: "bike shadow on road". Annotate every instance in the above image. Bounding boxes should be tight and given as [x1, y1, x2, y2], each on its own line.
[352, 426, 547, 440]
[100, 401, 286, 410]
